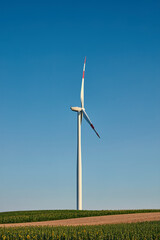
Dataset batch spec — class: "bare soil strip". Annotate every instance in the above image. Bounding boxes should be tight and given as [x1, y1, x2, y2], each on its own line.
[1, 212, 160, 228]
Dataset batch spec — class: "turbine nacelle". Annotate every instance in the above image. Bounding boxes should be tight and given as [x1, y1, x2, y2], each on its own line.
[70, 107, 85, 112]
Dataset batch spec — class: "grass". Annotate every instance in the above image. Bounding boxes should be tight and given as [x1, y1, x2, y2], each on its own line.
[0, 221, 160, 239]
[0, 209, 160, 224]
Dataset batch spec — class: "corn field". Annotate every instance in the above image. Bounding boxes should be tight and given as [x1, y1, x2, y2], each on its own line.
[0, 221, 160, 240]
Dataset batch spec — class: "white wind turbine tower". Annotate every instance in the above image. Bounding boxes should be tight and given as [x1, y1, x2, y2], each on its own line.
[71, 57, 100, 210]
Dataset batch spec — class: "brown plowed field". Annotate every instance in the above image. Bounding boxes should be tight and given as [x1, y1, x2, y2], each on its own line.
[0, 212, 160, 228]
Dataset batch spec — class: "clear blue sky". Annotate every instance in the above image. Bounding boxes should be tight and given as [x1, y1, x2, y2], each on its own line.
[0, 0, 160, 212]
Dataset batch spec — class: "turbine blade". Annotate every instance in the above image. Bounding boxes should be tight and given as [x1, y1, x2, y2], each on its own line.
[80, 57, 86, 108]
[82, 110, 100, 138]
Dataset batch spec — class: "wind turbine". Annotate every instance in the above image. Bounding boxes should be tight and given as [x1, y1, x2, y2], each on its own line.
[71, 57, 100, 210]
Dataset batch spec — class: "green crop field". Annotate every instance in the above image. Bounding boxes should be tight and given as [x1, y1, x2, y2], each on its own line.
[0, 221, 160, 239]
[0, 209, 160, 224]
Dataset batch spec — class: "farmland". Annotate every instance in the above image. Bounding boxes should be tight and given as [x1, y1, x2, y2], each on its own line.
[0, 221, 160, 239]
[0, 209, 160, 224]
